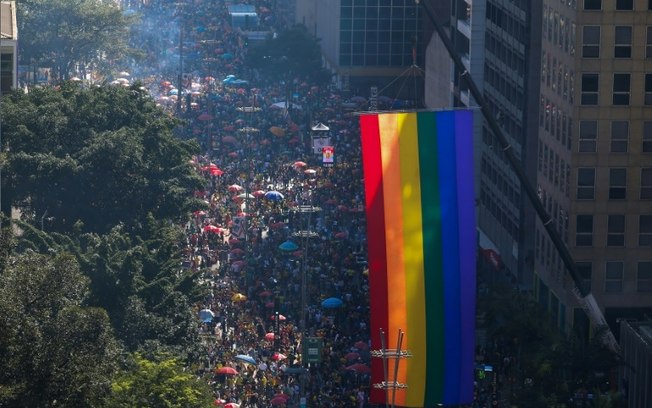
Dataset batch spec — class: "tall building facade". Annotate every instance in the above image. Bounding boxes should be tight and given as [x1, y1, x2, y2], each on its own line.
[295, 0, 422, 98]
[426, 0, 652, 337]
[0, 1, 17, 94]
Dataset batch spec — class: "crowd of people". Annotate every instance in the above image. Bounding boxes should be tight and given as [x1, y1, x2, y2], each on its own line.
[109, 1, 503, 407]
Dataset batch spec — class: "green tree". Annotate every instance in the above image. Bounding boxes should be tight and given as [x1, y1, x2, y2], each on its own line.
[16, 0, 138, 80]
[245, 24, 331, 85]
[1, 83, 207, 234]
[0, 251, 119, 407]
[107, 353, 213, 408]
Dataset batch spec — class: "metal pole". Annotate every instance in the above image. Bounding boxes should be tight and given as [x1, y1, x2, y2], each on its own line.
[414, 0, 619, 350]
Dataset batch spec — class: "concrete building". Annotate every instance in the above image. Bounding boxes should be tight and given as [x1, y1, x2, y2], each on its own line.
[295, 0, 422, 101]
[425, 0, 652, 338]
[619, 320, 652, 408]
[0, 1, 17, 93]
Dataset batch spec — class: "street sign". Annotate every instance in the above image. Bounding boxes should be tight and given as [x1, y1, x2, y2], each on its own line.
[302, 337, 323, 364]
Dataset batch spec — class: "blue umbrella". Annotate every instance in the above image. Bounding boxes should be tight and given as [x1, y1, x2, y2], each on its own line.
[234, 354, 256, 365]
[199, 308, 215, 323]
[279, 240, 299, 251]
[321, 297, 343, 309]
[264, 190, 284, 201]
[169, 88, 178, 95]
[221, 52, 234, 60]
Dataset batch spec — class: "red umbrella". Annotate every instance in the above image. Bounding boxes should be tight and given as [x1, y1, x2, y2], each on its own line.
[228, 238, 240, 245]
[272, 352, 287, 361]
[270, 314, 286, 321]
[345, 363, 371, 374]
[193, 210, 207, 217]
[265, 332, 275, 340]
[258, 290, 272, 297]
[265, 301, 275, 308]
[222, 135, 237, 144]
[236, 212, 248, 217]
[293, 161, 307, 168]
[198, 112, 214, 121]
[228, 184, 244, 192]
[270, 396, 288, 405]
[354, 341, 368, 350]
[273, 393, 291, 401]
[344, 352, 360, 360]
[252, 190, 265, 197]
[203, 225, 220, 233]
[215, 366, 238, 375]
[230, 248, 244, 255]
[223, 403, 240, 408]
[228, 151, 238, 158]
[334, 231, 348, 239]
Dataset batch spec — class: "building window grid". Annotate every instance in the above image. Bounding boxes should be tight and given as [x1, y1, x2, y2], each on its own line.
[637, 262, 652, 292]
[581, 73, 599, 105]
[614, 26, 632, 58]
[582, 26, 600, 58]
[641, 168, 652, 199]
[611, 120, 629, 153]
[579, 120, 597, 152]
[577, 168, 596, 199]
[576, 214, 594, 246]
[643, 122, 652, 152]
[616, 0, 633, 10]
[647, 27, 652, 58]
[640, 215, 652, 246]
[609, 168, 627, 200]
[645, 74, 652, 105]
[612, 73, 630, 105]
[607, 214, 626, 247]
[605, 261, 624, 293]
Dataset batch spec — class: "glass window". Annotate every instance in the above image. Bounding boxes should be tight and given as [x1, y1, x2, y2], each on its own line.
[584, 0, 601, 9]
[644, 122, 652, 153]
[647, 27, 652, 58]
[614, 26, 632, 58]
[605, 262, 623, 293]
[607, 214, 625, 246]
[582, 26, 600, 58]
[611, 121, 628, 152]
[613, 73, 630, 105]
[576, 215, 594, 246]
[645, 74, 652, 105]
[616, 0, 633, 10]
[579, 120, 597, 152]
[577, 168, 596, 199]
[637, 262, 652, 292]
[609, 168, 627, 199]
[642, 168, 652, 199]
[577, 262, 592, 293]
[640, 215, 652, 246]
[581, 73, 599, 105]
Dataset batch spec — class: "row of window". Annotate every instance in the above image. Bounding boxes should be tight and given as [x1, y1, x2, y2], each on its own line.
[584, 0, 652, 10]
[538, 185, 570, 242]
[582, 25, 652, 59]
[576, 168, 652, 200]
[542, 51, 574, 104]
[580, 73, 652, 106]
[543, 5, 576, 55]
[578, 120, 652, 153]
[539, 98, 573, 150]
[576, 214, 652, 247]
[479, 182, 520, 241]
[486, 2, 528, 44]
[539, 140, 571, 198]
[575, 260, 652, 294]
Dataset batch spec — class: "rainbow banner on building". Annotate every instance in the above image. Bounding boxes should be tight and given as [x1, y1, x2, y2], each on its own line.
[359, 110, 476, 407]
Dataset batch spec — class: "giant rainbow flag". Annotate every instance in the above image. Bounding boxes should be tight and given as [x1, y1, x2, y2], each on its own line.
[359, 110, 476, 407]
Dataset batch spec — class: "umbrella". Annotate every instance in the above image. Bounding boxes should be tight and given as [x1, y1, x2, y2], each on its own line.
[228, 238, 240, 245]
[270, 396, 288, 406]
[230, 248, 245, 256]
[228, 184, 244, 192]
[231, 293, 247, 302]
[252, 190, 265, 197]
[269, 222, 286, 230]
[223, 403, 240, 408]
[216, 366, 238, 375]
[269, 126, 285, 137]
[197, 112, 213, 121]
[273, 393, 291, 402]
[199, 308, 215, 323]
[270, 314, 286, 321]
[344, 352, 360, 360]
[293, 161, 307, 168]
[354, 341, 369, 350]
[221, 52, 234, 60]
[265, 301, 275, 308]
[334, 231, 349, 239]
[345, 363, 371, 374]
[234, 354, 256, 365]
[278, 240, 299, 251]
[272, 352, 287, 361]
[304, 169, 317, 176]
[321, 297, 343, 309]
[265, 332, 275, 341]
[259, 290, 272, 297]
[236, 193, 255, 200]
[264, 190, 284, 201]
[193, 210, 206, 217]
[222, 135, 237, 144]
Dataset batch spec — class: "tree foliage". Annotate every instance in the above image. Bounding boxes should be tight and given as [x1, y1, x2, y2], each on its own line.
[0, 251, 119, 407]
[107, 353, 214, 408]
[1, 82, 207, 235]
[16, 0, 138, 80]
[245, 25, 331, 84]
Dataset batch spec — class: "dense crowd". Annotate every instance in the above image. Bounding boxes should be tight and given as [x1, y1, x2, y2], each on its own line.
[110, 1, 503, 407]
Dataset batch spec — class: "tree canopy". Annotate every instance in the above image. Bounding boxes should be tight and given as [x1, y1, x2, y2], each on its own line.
[1, 82, 206, 235]
[15, 0, 137, 80]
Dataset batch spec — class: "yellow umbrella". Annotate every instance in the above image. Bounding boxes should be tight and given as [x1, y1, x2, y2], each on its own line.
[232, 293, 247, 302]
[269, 126, 285, 137]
